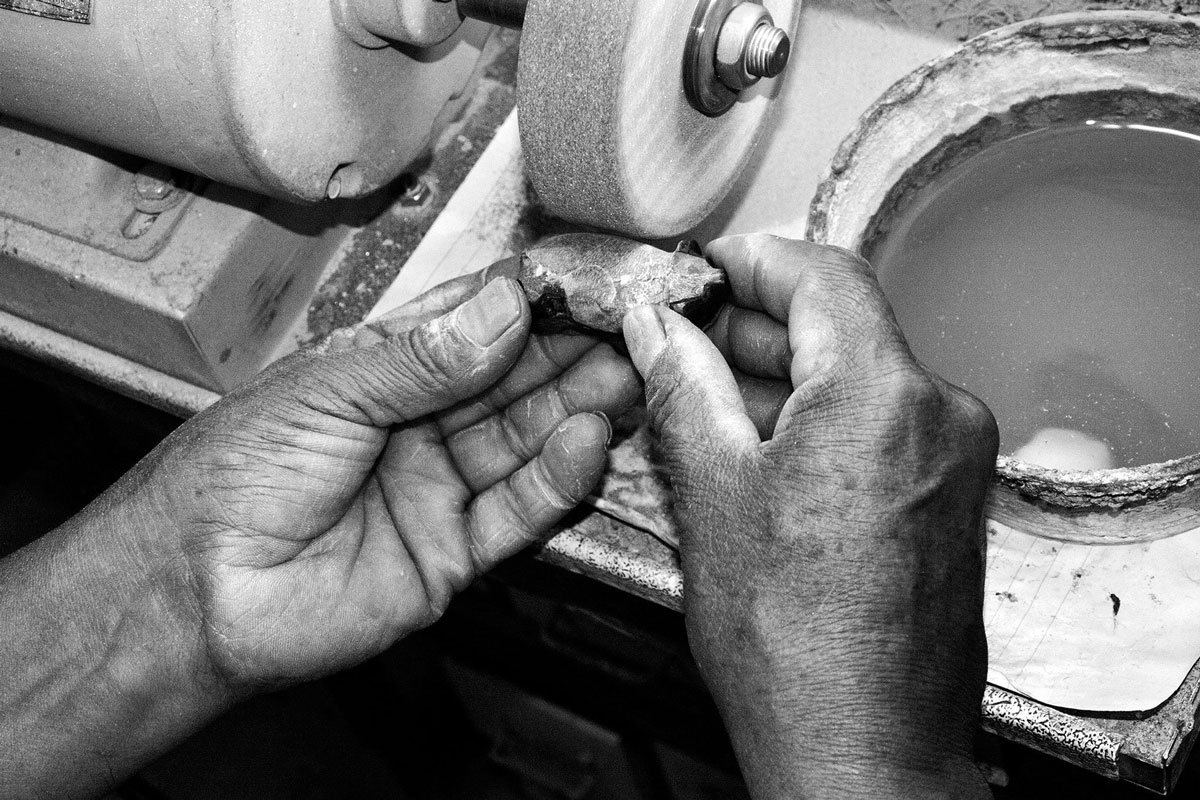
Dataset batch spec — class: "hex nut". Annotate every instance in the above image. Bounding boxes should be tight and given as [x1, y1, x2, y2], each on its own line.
[130, 163, 184, 214]
[714, 2, 773, 91]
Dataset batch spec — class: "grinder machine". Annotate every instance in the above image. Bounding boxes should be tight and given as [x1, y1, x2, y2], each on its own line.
[0, 0, 798, 397]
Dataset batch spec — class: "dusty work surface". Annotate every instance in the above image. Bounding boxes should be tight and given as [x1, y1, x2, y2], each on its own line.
[304, 30, 525, 342]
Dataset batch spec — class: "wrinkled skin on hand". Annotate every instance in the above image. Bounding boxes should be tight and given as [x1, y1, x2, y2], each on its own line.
[132, 276, 639, 691]
[622, 235, 998, 800]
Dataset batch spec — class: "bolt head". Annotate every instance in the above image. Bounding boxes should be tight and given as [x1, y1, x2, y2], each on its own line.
[134, 163, 176, 201]
[326, 175, 343, 199]
[397, 173, 432, 207]
[130, 162, 186, 214]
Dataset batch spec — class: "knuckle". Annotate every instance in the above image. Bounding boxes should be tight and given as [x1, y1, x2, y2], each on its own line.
[329, 320, 482, 420]
[498, 403, 542, 461]
[545, 376, 575, 419]
[864, 365, 999, 473]
[246, 343, 425, 427]
[817, 260, 885, 318]
[814, 242, 874, 277]
[883, 374, 942, 425]
[876, 363, 943, 411]
[401, 322, 467, 390]
[532, 331, 580, 372]
[468, 515, 532, 572]
[542, 463, 587, 509]
[948, 385, 1001, 454]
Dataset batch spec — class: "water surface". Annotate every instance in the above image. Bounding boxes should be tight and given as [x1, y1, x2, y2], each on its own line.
[869, 124, 1200, 469]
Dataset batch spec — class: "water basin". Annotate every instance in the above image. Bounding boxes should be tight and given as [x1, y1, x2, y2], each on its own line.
[867, 122, 1200, 470]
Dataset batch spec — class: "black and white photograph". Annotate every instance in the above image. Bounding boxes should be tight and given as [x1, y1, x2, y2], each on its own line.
[3, 1, 1200, 797]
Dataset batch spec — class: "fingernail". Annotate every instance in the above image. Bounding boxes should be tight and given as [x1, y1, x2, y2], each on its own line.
[456, 278, 523, 347]
[593, 411, 614, 447]
[622, 305, 667, 368]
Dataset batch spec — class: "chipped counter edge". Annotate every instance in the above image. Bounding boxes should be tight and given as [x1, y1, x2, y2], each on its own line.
[0, 308, 220, 418]
[540, 520, 684, 612]
[981, 685, 1122, 778]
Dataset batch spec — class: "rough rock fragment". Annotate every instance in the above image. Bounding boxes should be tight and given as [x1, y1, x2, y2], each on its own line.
[507, 233, 728, 340]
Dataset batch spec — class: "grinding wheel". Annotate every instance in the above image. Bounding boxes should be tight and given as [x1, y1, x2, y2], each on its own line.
[517, 0, 800, 239]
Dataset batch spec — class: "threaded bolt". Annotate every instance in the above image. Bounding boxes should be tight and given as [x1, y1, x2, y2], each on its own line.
[130, 162, 184, 214]
[713, 3, 792, 93]
[744, 22, 789, 79]
[134, 163, 176, 202]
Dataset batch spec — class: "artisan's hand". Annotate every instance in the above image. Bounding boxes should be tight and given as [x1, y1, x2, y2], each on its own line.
[0, 274, 637, 797]
[159, 276, 638, 688]
[622, 235, 997, 800]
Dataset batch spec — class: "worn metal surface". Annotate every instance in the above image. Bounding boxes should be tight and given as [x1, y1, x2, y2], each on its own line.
[0, 123, 356, 392]
[0, 117, 198, 262]
[0, 1, 487, 201]
[981, 686, 1124, 778]
[1102, 666, 1200, 792]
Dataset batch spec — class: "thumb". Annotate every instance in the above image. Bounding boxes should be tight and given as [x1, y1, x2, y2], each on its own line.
[295, 277, 531, 427]
[623, 305, 759, 472]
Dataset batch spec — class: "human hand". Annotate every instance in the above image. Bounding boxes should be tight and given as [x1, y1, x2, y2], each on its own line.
[0, 269, 640, 798]
[621, 235, 997, 799]
[129, 273, 638, 692]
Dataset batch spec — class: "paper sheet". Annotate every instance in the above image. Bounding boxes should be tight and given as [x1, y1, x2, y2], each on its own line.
[368, 111, 526, 321]
[984, 521, 1200, 711]
[370, 107, 1200, 716]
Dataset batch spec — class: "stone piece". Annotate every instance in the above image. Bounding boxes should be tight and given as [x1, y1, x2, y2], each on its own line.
[512, 233, 727, 340]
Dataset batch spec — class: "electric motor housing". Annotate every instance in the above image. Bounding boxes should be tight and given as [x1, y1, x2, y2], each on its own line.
[0, 0, 489, 201]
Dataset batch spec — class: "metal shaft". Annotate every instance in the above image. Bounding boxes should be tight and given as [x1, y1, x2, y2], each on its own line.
[456, 0, 527, 29]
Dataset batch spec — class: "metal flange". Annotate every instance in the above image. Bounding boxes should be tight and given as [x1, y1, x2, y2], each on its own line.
[684, 0, 792, 116]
